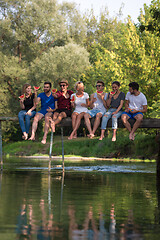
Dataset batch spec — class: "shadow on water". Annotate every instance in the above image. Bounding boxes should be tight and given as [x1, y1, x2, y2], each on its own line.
[1, 157, 160, 239]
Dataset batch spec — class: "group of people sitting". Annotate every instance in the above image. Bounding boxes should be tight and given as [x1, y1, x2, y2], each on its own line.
[18, 79, 147, 144]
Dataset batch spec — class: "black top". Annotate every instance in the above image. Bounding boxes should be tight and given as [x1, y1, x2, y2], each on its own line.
[24, 93, 36, 111]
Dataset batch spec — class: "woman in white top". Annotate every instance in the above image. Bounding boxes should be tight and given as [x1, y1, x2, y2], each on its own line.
[68, 81, 89, 140]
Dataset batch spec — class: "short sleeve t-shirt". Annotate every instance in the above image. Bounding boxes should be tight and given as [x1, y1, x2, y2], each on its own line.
[109, 92, 125, 110]
[38, 92, 57, 111]
[71, 92, 89, 113]
[125, 92, 147, 111]
[56, 90, 74, 110]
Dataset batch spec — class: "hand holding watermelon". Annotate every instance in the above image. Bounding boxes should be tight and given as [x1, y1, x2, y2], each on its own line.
[34, 86, 40, 91]
[52, 89, 57, 93]
[71, 95, 76, 102]
[110, 91, 116, 95]
[19, 94, 25, 100]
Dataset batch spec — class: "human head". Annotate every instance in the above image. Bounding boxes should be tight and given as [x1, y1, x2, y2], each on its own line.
[22, 84, 32, 95]
[96, 80, 105, 92]
[59, 79, 68, 92]
[44, 81, 52, 88]
[75, 81, 84, 91]
[112, 81, 120, 92]
[96, 80, 105, 87]
[44, 81, 52, 93]
[129, 82, 139, 91]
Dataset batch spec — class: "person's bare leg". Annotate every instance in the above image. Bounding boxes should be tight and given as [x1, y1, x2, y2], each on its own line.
[28, 113, 43, 140]
[130, 115, 143, 140]
[112, 129, 117, 141]
[49, 112, 59, 132]
[41, 112, 53, 144]
[92, 113, 102, 137]
[121, 114, 132, 139]
[71, 112, 78, 138]
[84, 113, 92, 137]
[68, 113, 84, 140]
[99, 129, 105, 140]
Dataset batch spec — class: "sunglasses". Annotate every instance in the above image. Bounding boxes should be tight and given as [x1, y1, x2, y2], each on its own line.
[96, 85, 102, 87]
[60, 84, 66, 87]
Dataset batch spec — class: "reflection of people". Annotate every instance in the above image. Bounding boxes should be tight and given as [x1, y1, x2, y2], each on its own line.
[120, 210, 142, 239]
[121, 82, 147, 141]
[99, 81, 125, 141]
[84, 80, 108, 138]
[18, 84, 37, 140]
[50, 79, 73, 132]
[37, 199, 54, 240]
[68, 81, 89, 140]
[29, 81, 57, 143]
[16, 201, 32, 239]
[68, 205, 100, 239]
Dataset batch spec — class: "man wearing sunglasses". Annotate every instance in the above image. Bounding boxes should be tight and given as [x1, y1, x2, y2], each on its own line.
[84, 80, 108, 138]
[50, 79, 73, 132]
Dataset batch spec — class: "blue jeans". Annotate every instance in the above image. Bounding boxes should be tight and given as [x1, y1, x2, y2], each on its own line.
[18, 110, 36, 133]
[101, 108, 123, 130]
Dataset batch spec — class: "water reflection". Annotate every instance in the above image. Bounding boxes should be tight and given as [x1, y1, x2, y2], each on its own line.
[0, 159, 159, 239]
[15, 200, 143, 240]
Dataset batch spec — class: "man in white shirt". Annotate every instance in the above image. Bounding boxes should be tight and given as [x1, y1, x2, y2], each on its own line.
[84, 80, 108, 138]
[121, 82, 147, 140]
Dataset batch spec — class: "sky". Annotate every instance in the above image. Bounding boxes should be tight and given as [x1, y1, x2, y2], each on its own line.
[58, 0, 152, 23]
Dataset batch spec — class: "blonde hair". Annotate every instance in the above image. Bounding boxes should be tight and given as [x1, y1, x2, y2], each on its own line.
[75, 81, 84, 90]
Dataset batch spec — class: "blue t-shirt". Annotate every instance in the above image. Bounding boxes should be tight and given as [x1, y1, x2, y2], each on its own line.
[38, 92, 56, 113]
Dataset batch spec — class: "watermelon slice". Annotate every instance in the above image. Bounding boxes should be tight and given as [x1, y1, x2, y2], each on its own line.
[110, 91, 115, 95]
[52, 88, 57, 93]
[19, 94, 25, 99]
[97, 90, 103, 94]
[71, 95, 76, 102]
[34, 86, 40, 90]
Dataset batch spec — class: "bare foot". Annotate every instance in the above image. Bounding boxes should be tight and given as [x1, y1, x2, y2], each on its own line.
[99, 136, 104, 141]
[129, 133, 133, 140]
[68, 135, 73, 140]
[41, 139, 46, 144]
[49, 118, 55, 132]
[89, 134, 95, 139]
[23, 133, 28, 140]
[129, 133, 135, 141]
[28, 135, 35, 141]
[112, 136, 116, 142]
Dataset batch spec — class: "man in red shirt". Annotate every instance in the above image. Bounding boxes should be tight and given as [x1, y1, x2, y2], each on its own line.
[50, 79, 73, 132]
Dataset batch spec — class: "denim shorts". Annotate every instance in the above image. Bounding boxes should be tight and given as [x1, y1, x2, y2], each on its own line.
[121, 111, 143, 119]
[87, 109, 105, 118]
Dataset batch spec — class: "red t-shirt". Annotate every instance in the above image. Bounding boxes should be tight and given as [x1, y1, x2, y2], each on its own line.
[56, 90, 73, 110]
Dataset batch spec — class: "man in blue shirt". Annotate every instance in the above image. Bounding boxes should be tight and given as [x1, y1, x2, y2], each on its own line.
[29, 81, 57, 143]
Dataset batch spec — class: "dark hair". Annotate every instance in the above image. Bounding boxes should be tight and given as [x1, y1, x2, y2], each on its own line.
[129, 82, 139, 91]
[96, 80, 104, 86]
[112, 81, 120, 87]
[44, 81, 52, 88]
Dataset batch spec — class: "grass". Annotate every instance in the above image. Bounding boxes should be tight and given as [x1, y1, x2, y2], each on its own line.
[3, 131, 159, 161]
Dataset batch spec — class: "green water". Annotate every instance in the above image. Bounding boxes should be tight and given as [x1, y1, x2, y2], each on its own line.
[0, 158, 159, 239]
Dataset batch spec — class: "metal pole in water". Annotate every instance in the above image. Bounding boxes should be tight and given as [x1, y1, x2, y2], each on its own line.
[61, 127, 65, 171]
[0, 121, 3, 172]
[48, 130, 53, 172]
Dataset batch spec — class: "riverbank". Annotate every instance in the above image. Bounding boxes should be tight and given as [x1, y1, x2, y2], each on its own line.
[3, 132, 158, 161]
